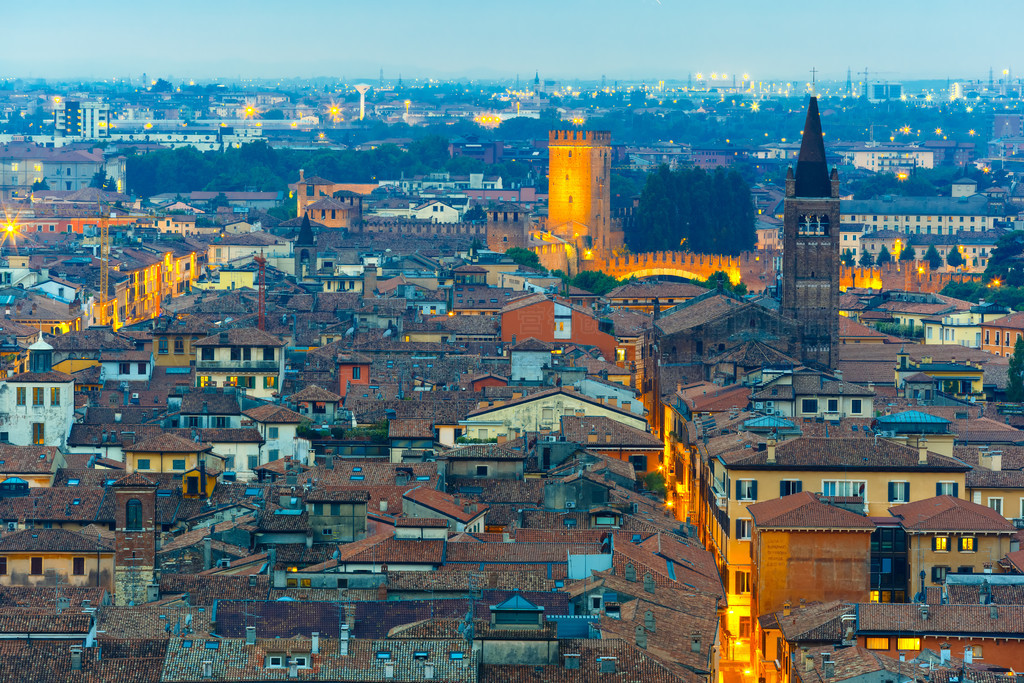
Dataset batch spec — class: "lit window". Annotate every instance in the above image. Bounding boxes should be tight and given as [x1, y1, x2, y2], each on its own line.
[896, 637, 921, 651]
[959, 537, 975, 552]
[865, 637, 889, 650]
[933, 536, 949, 552]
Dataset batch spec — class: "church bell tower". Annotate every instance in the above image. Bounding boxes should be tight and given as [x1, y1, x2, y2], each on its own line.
[781, 97, 840, 370]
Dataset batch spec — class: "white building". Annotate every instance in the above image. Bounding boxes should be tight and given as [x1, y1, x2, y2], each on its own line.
[0, 337, 75, 447]
[243, 404, 311, 473]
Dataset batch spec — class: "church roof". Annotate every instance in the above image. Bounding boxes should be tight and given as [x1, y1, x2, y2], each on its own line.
[295, 214, 316, 246]
[795, 97, 831, 198]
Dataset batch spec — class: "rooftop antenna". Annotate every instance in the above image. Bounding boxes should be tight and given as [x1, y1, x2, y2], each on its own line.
[354, 84, 371, 121]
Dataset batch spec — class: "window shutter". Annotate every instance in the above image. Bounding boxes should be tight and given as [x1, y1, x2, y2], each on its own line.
[735, 480, 741, 500]
[780, 481, 787, 497]
[931, 537, 938, 551]
[736, 519, 743, 538]
[902, 483, 910, 501]
[936, 483, 942, 496]
[793, 480, 802, 494]
[751, 481, 757, 501]
[952, 483, 959, 497]
[888, 482, 896, 502]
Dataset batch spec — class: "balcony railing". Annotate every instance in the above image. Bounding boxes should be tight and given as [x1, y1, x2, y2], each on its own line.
[196, 359, 278, 372]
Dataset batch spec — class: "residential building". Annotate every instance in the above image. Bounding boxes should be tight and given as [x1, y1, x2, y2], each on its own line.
[194, 328, 286, 400]
[888, 496, 1016, 589]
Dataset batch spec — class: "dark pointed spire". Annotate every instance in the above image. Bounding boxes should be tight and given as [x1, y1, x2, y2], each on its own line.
[795, 97, 830, 197]
[296, 213, 315, 246]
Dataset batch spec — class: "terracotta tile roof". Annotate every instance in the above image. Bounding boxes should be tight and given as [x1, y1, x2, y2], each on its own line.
[160, 636, 479, 682]
[479, 638, 687, 682]
[96, 606, 213, 640]
[180, 390, 242, 415]
[0, 445, 61, 473]
[402, 486, 486, 524]
[112, 471, 157, 487]
[559, 415, 661, 449]
[0, 528, 112, 553]
[767, 600, 855, 643]
[718, 437, 969, 472]
[4, 370, 74, 382]
[888, 495, 1016, 532]
[243, 403, 304, 424]
[387, 419, 436, 439]
[212, 600, 343, 639]
[159, 574, 270, 606]
[0, 585, 108, 609]
[748, 492, 875, 530]
[125, 433, 212, 454]
[857, 602, 1024, 635]
[509, 337, 554, 351]
[440, 443, 526, 460]
[0, 611, 92, 634]
[193, 327, 285, 347]
[288, 384, 342, 403]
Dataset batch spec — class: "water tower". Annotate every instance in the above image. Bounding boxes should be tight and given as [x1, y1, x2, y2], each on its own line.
[354, 84, 371, 121]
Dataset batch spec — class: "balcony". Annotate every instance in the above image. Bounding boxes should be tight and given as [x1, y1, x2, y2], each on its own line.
[196, 359, 279, 372]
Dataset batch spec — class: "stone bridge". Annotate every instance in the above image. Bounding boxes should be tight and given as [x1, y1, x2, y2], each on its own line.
[589, 251, 774, 291]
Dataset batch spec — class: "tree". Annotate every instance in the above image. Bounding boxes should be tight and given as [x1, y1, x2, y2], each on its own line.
[1008, 337, 1024, 402]
[946, 247, 965, 269]
[462, 205, 486, 222]
[642, 471, 667, 496]
[570, 270, 622, 296]
[859, 250, 875, 267]
[31, 179, 49, 191]
[262, 109, 286, 120]
[899, 244, 917, 262]
[841, 249, 856, 267]
[924, 245, 942, 270]
[630, 165, 755, 256]
[209, 192, 230, 210]
[151, 78, 173, 93]
[89, 171, 116, 191]
[876, 245, 892, 264]
[504, 247, 542, 270]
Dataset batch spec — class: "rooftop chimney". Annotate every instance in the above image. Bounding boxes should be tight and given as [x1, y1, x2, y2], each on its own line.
[766, 438, 777, 464]
[782, 600, 791, 617]
[311, 632, 319, 654]
[690, 632, 702, 653]
[918, 438, 929, 466]
[71, 646, 83, 671]
[202, 661, 213, 678]
[246, 626, 256, 645]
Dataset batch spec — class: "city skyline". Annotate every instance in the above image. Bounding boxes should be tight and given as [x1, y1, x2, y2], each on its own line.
[2, 0, 1021, 82]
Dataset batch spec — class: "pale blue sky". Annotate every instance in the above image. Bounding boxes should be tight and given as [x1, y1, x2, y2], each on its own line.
[3, 0, 1019, 82]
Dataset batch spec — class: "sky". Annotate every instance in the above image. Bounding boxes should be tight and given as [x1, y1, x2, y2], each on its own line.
[2, 0, 1020, 83]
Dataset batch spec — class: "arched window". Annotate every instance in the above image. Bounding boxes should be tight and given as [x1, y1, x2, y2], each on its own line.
[126, 499, 143, 531]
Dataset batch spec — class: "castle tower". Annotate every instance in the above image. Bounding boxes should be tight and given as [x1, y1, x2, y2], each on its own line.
[486, 203, 531, 253]
[547, 130, 612, 264]
[112, 472, 157, 606]
[294, 214, 318, 280]
[781, 97, 840, 370]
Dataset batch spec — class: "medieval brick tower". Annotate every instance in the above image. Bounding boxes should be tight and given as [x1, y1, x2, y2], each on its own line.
[486, 203, 531, 253]
[547, 130, 612, 265]
[781, 97, 840, 370]
[113, 472, 157, 606]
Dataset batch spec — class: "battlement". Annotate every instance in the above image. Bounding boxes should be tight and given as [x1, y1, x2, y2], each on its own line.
[549, 130, 611, 145]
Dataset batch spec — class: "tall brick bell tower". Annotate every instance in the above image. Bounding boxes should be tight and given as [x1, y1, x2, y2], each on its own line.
[112, 472, 158, 606]
[781, 97, 840, 370]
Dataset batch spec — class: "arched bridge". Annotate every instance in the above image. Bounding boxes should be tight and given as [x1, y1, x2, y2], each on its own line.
[589, 251, 773, 290]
